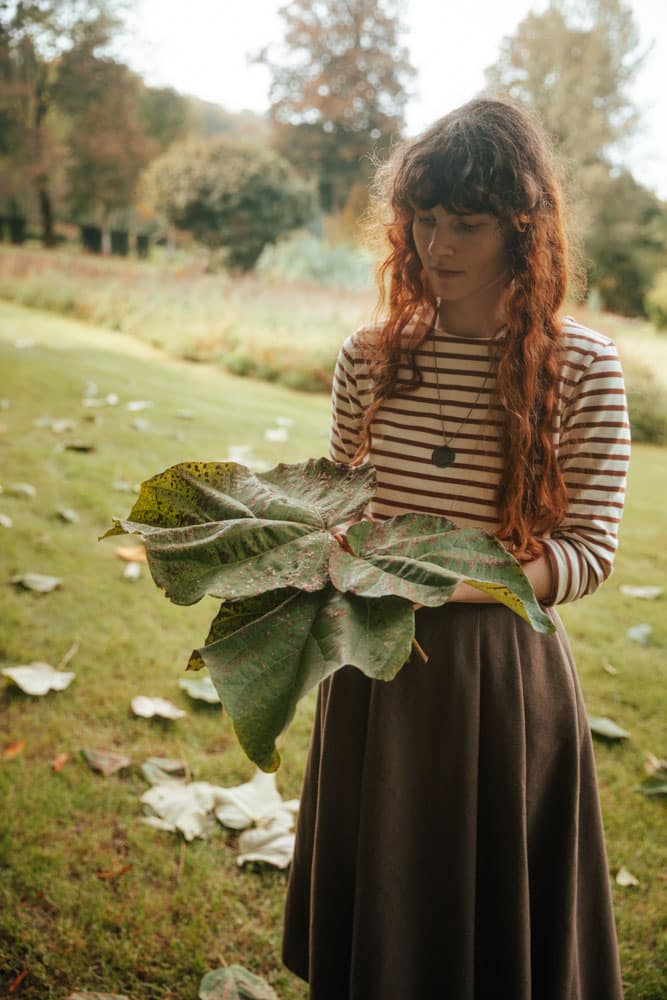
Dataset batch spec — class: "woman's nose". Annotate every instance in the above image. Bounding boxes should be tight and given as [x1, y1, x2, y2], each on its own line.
[428, 226, 454, 257]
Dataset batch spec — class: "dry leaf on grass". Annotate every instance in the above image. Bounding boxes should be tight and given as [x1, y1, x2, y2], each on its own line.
[131, 696, 186, 719]
[626, 623, 652, 645]
[620, 585, 663, 600]
[179, 675, 220, 704]
[114, 545, 147, 563]
[51, 752, 70, 772]
[588, 716, 630, 741]
[67, 993, 129, 1000]
[2, 740, 26, 759]
[57, 507, 80, 523]
[10, 573, 62, 593]
[64, 441, 96, 453]
[8, 482, 36, 497]
[615, 866, 639, 887]
[123, 562, 142, 581]
[2, 663, 74, 695]
[96, 863, 132, 880]
[199, 966, 278, 1000]
[82, 748, 132, 776]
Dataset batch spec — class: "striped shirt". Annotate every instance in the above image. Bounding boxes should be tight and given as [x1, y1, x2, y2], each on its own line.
[329, 315, 630, 605]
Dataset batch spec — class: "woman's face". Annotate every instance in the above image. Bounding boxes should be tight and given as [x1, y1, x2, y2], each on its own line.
[411, 204, 510, 307]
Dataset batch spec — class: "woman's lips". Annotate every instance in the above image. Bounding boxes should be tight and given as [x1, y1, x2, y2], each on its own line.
[432, 267, 464, 277]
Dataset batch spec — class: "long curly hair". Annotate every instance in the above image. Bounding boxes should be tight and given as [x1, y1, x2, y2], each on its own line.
[358, 97, 580, 557]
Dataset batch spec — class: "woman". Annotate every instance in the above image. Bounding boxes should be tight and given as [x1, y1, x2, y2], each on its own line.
[282, 98, 628, 999]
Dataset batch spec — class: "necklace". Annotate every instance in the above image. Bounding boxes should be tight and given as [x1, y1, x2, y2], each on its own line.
[430, 327, 491, 468]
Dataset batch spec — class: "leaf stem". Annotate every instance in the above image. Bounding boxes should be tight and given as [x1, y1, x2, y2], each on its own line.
[412, 637, 428, 664]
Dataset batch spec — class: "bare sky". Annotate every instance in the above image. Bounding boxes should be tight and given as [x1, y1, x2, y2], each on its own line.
[123, 0, 667, 197]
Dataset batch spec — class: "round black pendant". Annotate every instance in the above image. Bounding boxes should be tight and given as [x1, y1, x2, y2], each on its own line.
[431, 445, 456, 468]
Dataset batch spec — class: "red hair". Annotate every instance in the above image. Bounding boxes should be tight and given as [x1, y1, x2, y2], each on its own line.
[358, 98, 579, 557]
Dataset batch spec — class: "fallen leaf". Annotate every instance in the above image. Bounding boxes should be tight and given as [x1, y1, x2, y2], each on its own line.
[123, 562, 142, 582]
[35, 416, 76, 434]
[112, 480, 140, 493]
[8, 968, 30, 993]
[0, 513, 13, 528]
[64, 441, 96, 453]
[126, 400, 153, 412]
[141, 781, 218, 840]
[67, 993, 129, 999]
[57, 507, 80, 523]
[263, 426, 288, 443]
[602, 659, 618, 676]
[96, 863, 132, 880]
[214, 769, 287, 830]
[106, 393, 119, 406]
[131, 696, 186, 719]
[2, 740, 26, 759]
[588, 716, 630, 740]
[620, 585, 663, 600]
[131, 417, 151, 432]
[179, 675, 220, 704]
[237, 814, 296, 869]
[51, 752, 70, 772]
[114, 545, 147, 563]
[199, 965, 279, 1000]
[626, 623, 652, 645]
[8, 482, 36, 497]
[275, 416, 294, 428]
[2, 663, 75, 695]
[10, 573, 62, 593]
[82, 748, 132, 776]
[644, 752, 667, 776]
[615, 866, 639, 887]
[141, 756, 189, 785]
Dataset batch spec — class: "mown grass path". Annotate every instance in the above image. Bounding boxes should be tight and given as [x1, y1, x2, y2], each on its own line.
[0, 301, 665, 998]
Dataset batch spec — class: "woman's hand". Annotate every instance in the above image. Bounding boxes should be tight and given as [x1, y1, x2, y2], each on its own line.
[329, 512, 378, 554]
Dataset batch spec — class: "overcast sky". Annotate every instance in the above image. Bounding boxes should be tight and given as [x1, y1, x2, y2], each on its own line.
[123, 0, 667, 198]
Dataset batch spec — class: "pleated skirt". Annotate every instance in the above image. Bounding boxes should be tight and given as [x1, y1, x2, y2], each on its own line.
[282, 602, 624, 1000]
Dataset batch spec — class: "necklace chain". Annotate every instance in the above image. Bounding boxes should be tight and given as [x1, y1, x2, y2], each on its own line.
[430, 325, 491, 468]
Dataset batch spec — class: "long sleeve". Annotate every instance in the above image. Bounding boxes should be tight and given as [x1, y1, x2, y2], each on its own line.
[328, 335, 366, 464]
[542, 327, 630, 604]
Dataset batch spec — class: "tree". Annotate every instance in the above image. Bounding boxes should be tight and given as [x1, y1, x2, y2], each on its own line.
[54, 46, 153, 224]
[141, 136, 316, 271]
[257, 0, 415, 212]
[485, 0, 643, 171]
[0, 0, 125, 244]
[484, 0, 667, 315]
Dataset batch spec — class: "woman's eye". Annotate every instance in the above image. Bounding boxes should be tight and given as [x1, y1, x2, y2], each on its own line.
[457, 220, 481, 232]
[417, 215, 435, 226]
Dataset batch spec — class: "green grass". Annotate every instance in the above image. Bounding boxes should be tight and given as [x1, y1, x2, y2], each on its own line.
[0, 300, 666, 999]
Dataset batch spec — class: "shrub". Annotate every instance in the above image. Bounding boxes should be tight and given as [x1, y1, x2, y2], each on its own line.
[141, 136, 316, 271]
[645, 270, 667, 331]
[621, 354, 667, 445]
[256, 231, 374, 290]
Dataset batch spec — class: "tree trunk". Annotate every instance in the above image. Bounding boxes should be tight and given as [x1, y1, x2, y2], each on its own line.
[38, 185, 55, 247]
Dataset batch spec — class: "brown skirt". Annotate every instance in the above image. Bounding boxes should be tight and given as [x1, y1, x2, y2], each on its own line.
[282, 603, 624, 999]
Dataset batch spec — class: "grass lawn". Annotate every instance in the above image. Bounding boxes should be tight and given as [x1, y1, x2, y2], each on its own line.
[0, 300, 665, 999]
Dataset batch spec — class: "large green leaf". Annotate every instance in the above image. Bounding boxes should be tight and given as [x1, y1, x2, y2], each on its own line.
[195, 586, 414, 771]
[102, 459, 376, 605]
[103, 458, 376, 536]
[104, 457, 556, 770]
[329, 515, 554, 634]
[115, 518, 328, 605]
